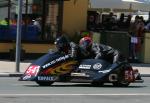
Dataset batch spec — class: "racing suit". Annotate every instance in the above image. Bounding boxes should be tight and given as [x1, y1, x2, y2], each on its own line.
[89, 43, 126, 63]
[69, 42, 89, 60]
[62, 42, 125, 64]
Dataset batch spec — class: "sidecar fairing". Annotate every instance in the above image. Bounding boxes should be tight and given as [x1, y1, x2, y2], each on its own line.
[70, 59, 143, 86]
[19, 51, 143, 87]
[19, 51, 77, 83]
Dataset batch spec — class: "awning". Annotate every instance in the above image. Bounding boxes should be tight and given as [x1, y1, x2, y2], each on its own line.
[0, 0, 9, 8]
[90, 0, 150, 11]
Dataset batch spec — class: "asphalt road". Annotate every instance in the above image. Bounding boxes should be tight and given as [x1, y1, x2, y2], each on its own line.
[0, 77, 149, 103]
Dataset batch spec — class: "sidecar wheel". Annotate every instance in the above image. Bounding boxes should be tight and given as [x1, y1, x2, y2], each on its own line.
[36, 81, 54, 86]
[113, 81, 130, 87]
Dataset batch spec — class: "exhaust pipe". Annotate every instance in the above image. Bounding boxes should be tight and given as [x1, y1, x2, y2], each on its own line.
[109, 74, 118, 82]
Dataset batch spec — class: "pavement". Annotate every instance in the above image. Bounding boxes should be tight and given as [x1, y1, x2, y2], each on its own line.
[0, 60, 150, 77]
[0, 60, 31, 77]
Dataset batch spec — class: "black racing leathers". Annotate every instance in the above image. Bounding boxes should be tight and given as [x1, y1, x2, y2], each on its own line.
[60, 42, 125, 64]
[56, 42, 85, 60]
[69, 42, 89, 60]
[90, 43, 125, 63]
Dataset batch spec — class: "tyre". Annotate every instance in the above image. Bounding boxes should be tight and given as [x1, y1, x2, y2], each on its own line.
[36, 81, 54, 86]
[91, 82, 104, 87]
[113, 81, 130, 87]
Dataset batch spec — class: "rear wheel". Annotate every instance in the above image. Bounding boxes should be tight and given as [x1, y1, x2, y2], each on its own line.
[91, 82, 104, 87]
[36, 81, 54, 86]
[112, 64, 131, 87]
[113, 81, 130, 87]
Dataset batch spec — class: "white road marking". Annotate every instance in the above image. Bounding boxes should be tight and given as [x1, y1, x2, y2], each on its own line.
[0, 93, 150, 96]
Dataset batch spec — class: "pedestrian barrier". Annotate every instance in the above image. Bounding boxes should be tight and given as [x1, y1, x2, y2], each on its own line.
[0, 25, 39, 41]
[23, 25, 39, 41]
[0, 25, 9, 40]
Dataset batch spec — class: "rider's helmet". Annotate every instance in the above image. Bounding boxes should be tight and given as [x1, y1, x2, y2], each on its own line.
[79, 36, 93, 51]
[55, 36, 70, 53]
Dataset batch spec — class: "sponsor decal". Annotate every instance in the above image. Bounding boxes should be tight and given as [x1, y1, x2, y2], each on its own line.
[23, 75, 31, 80]
[93, 63, 102, 70]
[109, 74, 118, 82]
[25, 65, 40, 76]
[42, 55, 70, 69]
[37, 76, 56, 81]
[98, 69, 111, 73]
[71, 73, 90, 77]
[41, 61, 77, 75]
[125, 70, 134, 82]
[79, 65, 91, 69]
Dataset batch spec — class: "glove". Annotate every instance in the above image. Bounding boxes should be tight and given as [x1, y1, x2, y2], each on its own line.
[95, 53, 102, 59]
[70, 48, 77, 58]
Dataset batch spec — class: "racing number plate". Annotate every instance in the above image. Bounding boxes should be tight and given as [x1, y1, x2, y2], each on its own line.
[124, 70, 134, 82]
[25, 65, 40, 76]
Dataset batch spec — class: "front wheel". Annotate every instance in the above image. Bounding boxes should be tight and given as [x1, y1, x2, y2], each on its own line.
[36, 81, 54, 86]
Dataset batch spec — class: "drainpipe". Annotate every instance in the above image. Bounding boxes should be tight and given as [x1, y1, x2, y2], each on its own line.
[57, 0, 64, 37]
[8, 0, 11, 27]
[41, 0, 47, 40]
[25, 0, 28, 35]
